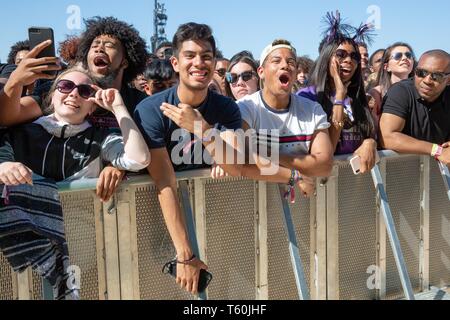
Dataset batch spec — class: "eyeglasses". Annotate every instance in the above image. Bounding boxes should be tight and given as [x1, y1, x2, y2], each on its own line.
[390, 52, 413, 61]
[56, 79, 96, 99]
[225, 71, 256, 84]
[335, 49, 360, 62]
[215, 68, 227, 78]
[415, 68, 450, 83]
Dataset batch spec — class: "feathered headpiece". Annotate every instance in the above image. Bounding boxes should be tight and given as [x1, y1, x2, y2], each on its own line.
[352, 22, 376, 46]
[322, 10, 376, 46]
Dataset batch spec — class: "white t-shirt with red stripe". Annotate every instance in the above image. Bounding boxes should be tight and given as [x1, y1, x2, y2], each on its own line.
[237, 91, 330, 155]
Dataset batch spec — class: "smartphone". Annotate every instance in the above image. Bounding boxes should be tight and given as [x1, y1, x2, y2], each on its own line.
[350, 152, 381, 175]
[163, 259, 212, 293]
[28, 27, 57, 75]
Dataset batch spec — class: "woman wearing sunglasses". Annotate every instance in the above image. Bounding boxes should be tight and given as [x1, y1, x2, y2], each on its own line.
[0, 67, 150, 186]
[224, 51, 260, 100]
[297, 18, 377, 174]
[368, 42, 416, 124]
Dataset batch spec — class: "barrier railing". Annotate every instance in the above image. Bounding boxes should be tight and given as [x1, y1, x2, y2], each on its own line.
[1, 152, 450, 300]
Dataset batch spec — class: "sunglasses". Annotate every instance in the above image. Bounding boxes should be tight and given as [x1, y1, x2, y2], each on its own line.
[415, 68, 450, 83]
[56, 79, 96, 99]
[215, 68, 227, 78]
[225, 71, 256, 84]
[390, 51, 413, 61]
[335, 49, 360, 62]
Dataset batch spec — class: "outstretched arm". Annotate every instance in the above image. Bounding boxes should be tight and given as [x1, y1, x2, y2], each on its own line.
[148, 148, 208, 294]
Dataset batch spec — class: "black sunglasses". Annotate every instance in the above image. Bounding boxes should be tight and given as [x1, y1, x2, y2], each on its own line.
[56, 79, 96, 99]
[390, 51, 413, 61]
[415, 68, 450, 83]
[335, 49, 360, 62]
[225, 71, 256, 84]
[215, 68, 227, 78]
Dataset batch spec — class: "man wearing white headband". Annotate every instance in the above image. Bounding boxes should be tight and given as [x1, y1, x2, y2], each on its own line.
[237, 39, 334, 197]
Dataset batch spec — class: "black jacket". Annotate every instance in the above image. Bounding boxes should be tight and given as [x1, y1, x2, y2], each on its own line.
[0, 123, 110, 182]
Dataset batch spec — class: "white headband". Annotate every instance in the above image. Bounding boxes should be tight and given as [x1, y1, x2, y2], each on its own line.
[259, 44, 297, 67]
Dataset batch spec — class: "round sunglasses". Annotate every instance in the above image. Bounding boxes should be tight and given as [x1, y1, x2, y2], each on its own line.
[225, 71, 257, 84]
[390, 51, 413, 61]
[56, 79, 96, 99]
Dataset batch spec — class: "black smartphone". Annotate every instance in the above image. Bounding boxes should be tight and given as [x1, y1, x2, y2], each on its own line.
[163, 260, 212, 293]
[28, 27, 57, 75]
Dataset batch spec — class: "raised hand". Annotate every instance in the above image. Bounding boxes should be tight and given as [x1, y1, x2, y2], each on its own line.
[88, 86, 126, 113]
[329, 56, 350, 99]
[9, 40, 61, 86]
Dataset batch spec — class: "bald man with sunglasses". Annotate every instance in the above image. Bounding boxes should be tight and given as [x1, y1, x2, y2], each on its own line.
[380, 49, 450, 166]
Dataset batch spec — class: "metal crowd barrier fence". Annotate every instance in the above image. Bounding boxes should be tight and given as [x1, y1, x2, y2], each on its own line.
[1, 151, 450, 300]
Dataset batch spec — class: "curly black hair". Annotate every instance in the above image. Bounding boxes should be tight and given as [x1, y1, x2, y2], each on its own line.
[7, 40, 30, 64]
[77, 16, 149, 83]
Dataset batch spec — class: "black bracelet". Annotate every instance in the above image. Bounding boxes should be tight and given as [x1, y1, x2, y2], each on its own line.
[176, 254, 196, 265]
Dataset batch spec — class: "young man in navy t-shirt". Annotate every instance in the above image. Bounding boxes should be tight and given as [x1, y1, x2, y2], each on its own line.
[134, 22, 241, 295]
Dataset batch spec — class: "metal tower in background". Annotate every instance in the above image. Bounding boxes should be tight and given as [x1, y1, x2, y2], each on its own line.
[151, 0, 169, 53]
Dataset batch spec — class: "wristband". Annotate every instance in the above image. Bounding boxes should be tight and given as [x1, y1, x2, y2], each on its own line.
[176, 254, 196, 265]
[433, 145, 443, 160]
[283, 170, 303, 204]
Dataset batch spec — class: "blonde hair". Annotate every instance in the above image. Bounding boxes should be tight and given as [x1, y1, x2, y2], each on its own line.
[43, 66, 97, 114]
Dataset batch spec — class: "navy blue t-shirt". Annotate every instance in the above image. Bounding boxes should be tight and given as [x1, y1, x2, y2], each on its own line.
[134, 86, 242, 171]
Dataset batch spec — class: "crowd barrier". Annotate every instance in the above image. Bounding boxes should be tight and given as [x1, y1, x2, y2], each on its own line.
[1, 151, 449, 300]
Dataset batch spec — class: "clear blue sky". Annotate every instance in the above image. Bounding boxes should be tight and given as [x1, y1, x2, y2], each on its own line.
[1, 0, 449, 63]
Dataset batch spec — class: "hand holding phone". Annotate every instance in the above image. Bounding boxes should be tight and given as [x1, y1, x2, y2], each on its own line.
[350, 152, 380, 175]
[8, 40, 60, 88]
[28, 27, 59, 76]
[162, 259, 212, 293]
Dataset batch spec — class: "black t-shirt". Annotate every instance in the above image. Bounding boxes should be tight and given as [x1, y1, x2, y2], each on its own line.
[134, 85, 242, 171]
[382, 78, 450, 144]
[0, 64, 16, 79]
[89, 84, 147, 130]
